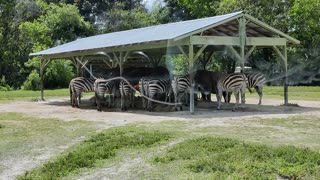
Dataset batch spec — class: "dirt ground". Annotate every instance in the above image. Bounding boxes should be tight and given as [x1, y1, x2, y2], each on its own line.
[0, 96, 320, 179]
[1, 96, 320, 123]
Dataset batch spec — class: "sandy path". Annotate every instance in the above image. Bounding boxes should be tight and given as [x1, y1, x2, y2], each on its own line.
[0, 97, 319, 179]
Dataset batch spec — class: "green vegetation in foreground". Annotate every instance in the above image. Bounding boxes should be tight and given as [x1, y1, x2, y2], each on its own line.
[153, 136, 320, 179]
[19, 126, 172, 179]
[246, 86, 320, 101]
[0, 112, 95, 161]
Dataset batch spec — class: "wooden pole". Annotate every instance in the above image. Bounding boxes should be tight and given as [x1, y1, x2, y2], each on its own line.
[283, 45, 288, 105]
[189, 44, 194, 114]
[39, 59, 51, 101]
[40, 59, 44, 101]
[239, 16, 246, 72]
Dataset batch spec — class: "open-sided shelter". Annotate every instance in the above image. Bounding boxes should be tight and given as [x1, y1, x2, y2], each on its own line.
[30, 11, 300, 113]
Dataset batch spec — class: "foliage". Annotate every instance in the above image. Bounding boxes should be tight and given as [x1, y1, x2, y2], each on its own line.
[153, 136, 320, 179]
[100, 2, 158, 33]
[0, 76, 12, 91]
[177, 0, 221, 18]
[19, 1, 90, 90]
[19, 126, 172, 179]
[1, 0, 320, 90]
[166, 54, 189, 75]
[21, 70, 40, 90]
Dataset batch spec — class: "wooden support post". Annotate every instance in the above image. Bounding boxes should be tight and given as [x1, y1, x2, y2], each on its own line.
[283, 45, 288, 105]
[40, 58, 51, 101]
[116, 51, 130, 110]
[239, 16, 246, 72]
[74, 57, 97, 79]
[272, 45, 288, 105]
[189, 44, 195, 114]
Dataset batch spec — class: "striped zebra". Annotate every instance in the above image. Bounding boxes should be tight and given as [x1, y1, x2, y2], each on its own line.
[139, 77, 171, 111]
[94, 78, 116, 111]
[245, 72, 266, 105]
[69, 77, 95, 108]
[119, 80, 136, 111]
[171, 75, 191, 111]
[217, 73, 248, 111]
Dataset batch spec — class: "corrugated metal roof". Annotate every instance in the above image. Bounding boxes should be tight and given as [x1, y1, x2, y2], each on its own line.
[30, 11, 242, 57]
[29, 11, 300, 58]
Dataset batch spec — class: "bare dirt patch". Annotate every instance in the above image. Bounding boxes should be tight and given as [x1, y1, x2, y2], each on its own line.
[0, 96, 319, 179]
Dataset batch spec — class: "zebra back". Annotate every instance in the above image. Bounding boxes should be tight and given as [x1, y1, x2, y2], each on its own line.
[245, 73, 266, 88]
[218, 73, 247, 91]
[172, 75, 191, 95]
[94, 78, 115, 98]
[147, 78, 171, 96]
[119, 80, 134, 96]
[70, 77, 95, 94]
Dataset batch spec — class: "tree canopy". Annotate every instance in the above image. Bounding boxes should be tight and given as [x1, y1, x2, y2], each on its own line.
[0, 0, 319, 90]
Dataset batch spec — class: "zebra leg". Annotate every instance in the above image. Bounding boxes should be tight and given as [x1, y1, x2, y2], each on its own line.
[173, 91, 178, 111]
[95, 94, 101, 111]
[78, 92, 82, 106]
[217, 88, 223, 110]
[255, 86, 263, 105]
[241, 85, 246, 105]
[233, 90, 240, 111]
[224, 92, 229, 103]
[75, 94, 80, 108]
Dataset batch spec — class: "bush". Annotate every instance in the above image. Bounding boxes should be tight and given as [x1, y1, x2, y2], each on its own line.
[21, 70, 40, 90]
[0, 76, 12, 91]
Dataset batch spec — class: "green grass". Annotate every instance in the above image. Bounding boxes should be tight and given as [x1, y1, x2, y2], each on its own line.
[0, 89, 69, 101]
[0, 112, 96, 174]
[246, 86, 320, 101]
[18, 125, 172, 179]
[153, 136, 320, 179]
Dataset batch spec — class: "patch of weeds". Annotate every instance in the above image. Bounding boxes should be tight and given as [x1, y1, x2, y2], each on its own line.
[0, 124, 4, 128]
[19, 125, 172, 179]
[30, 97, 40, 102]
[153, 136, 320, 179]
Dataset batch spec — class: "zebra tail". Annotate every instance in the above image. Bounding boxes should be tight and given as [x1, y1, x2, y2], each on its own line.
[247, 87, 253, 93]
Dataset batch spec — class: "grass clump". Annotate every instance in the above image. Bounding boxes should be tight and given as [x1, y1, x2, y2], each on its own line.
[153, 136, 320, 179]
[19, 126, 172, 179]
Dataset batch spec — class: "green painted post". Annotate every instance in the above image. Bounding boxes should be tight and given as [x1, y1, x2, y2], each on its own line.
[189, 44, 194, 114]
[283, 45, 288, 105]
[239, 16, 246, 72]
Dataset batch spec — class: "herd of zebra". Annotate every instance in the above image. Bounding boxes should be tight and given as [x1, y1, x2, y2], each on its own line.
[69, 67, 266, 112]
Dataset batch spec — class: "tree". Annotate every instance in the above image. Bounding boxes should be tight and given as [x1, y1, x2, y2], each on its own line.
[288, 0, 320, 85]
[19, 1, 93, 90]
[176, 0, 221, 18]
[100, 2, 159, 33]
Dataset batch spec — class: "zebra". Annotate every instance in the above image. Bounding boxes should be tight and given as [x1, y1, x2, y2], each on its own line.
[245, 72, 266, 105]
[139, 77, 171, 111]
[94, 78, 116, 111]
[171, 75, 191, 111]
[69, 77, 95, 108]
[119, 80, 136, 111]
[217, 73, 248, 111]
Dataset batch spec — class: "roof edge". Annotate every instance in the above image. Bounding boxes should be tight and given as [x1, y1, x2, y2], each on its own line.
[173, 11, 243, 41]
